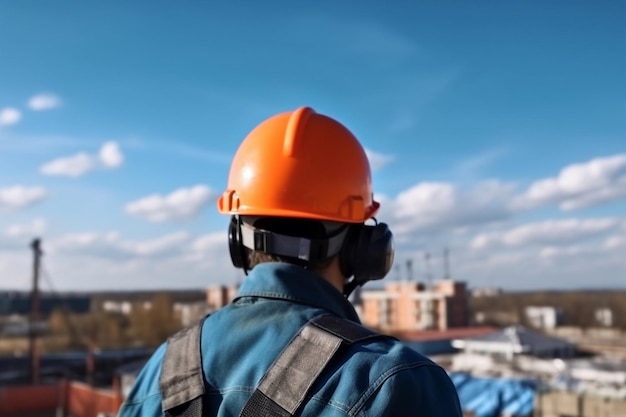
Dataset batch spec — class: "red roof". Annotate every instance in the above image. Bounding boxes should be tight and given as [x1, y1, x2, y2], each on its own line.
[387, 326, 498, 342]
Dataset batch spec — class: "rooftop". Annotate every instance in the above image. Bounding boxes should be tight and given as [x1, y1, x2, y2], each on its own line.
[453, 325, 575, 352]
[388, 326, 497, 342]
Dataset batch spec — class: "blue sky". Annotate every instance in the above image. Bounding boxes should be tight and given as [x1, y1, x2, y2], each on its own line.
[1, 1, 624, 291]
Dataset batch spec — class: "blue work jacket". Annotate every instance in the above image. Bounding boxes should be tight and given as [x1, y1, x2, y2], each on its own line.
[118, 262, 464, 416]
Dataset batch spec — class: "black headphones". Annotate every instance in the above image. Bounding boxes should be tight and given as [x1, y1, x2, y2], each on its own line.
[228, 215, 395, 294]
[228, 215, 249, 272]
[339, 220, 395, 295]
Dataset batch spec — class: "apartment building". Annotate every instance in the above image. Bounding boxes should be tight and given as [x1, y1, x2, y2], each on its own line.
[206, 284, 240, 311]
[360, 279, 469, 331]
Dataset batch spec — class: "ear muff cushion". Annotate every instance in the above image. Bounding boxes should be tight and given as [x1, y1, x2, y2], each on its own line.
[228, 216, 245, 269]
[340, 223, 394, 284]
[367, 223, 394, 280]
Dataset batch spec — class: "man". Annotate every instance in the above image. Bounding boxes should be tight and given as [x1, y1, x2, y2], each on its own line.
[118, 107, 463, 416]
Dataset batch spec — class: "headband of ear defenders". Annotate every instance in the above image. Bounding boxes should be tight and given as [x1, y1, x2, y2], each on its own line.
[239, 221, 348, 263]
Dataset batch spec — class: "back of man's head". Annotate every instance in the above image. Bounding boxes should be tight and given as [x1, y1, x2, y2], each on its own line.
[217, 107, 395, 294]
[241, 215, 347, 272]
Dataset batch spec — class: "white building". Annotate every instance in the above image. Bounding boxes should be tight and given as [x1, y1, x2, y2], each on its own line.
[595, 308, 613, 327]
[102, 300, 133, 315]
[452, 325, 576, 361]
[525, 306, 563, 330]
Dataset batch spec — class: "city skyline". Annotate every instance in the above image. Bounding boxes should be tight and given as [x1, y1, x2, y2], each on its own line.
[1, 2, 624, 291]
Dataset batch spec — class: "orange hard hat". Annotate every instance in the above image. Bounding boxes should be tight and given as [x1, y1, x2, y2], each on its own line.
[217, 106, 379, 223]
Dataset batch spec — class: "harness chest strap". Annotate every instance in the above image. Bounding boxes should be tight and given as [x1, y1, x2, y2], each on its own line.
[160, 314, 388, 417]
[160, 317, 207, 417]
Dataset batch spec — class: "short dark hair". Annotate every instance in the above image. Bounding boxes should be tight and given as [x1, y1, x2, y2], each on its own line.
[243, 216, 344, 273]
[246, 249, 335, 273]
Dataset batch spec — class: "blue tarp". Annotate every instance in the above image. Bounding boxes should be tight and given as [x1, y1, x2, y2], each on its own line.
[450, 373, 536, 417]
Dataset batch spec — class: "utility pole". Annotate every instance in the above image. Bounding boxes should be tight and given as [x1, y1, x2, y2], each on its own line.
[29, 238, 43, 385]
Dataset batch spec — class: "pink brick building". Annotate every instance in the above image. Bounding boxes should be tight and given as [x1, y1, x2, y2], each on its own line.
[360, 280, 469, 331]
[206, 284, 239, 311]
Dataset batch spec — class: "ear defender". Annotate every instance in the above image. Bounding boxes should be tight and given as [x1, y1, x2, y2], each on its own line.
[228, 215, 248, 272]
[340, 221, 395, 295]
[230, 214, 395, 291]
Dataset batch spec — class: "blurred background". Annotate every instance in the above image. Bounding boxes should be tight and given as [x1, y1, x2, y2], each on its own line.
[0, 2, 624, 417]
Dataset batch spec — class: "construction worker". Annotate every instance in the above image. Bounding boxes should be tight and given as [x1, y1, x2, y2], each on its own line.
[118, 107, 463, 417]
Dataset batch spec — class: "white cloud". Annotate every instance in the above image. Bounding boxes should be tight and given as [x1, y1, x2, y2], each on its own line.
[462, 247, 625, 290]
[99, 141, 124, 168]
[30, 248, 236, 290]
[40, 152, 95, 177]
[48, 231, 191, 259]
[0, 186, 47, 210]
[471, 218, 623, 250]
[28, 94, 61, 111]
[0, 108, 21, 126]
[49, 232, 121, 256]
[185, 232, 227, 263]
[0, 249, 31, 287]
[0, 230, 233, 290]
[515, 154, 626, 211]
[1, 221, 623, 290]
[365, 148, 394, 171]
[0, 219, 47, 251]
[386, 180, 518, 235]
[125, 185, 214, 223]
[604, 235, 626, 250]
[4, 148, 626, 291]
[539, 245, 589, 259]
[398, 233, 626, 290]
[189, 232, 224, 253]
[122, 232, 190, 256]
[48, 230, 224, 262]
[40, 141, 124, 177]
[5, 218, 47, 238]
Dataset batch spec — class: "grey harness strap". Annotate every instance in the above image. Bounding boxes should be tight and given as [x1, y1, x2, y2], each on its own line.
[238, 314, 384, 417]
[160, 316, 207, 417]
[160, 314, 387, 417]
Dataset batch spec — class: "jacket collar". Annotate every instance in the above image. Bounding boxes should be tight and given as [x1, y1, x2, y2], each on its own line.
[233, 262, 360, 322]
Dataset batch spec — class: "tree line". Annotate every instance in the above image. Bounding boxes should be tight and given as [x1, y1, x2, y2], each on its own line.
[470, 290, 626, 330]
[45, 292, 184, 351]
